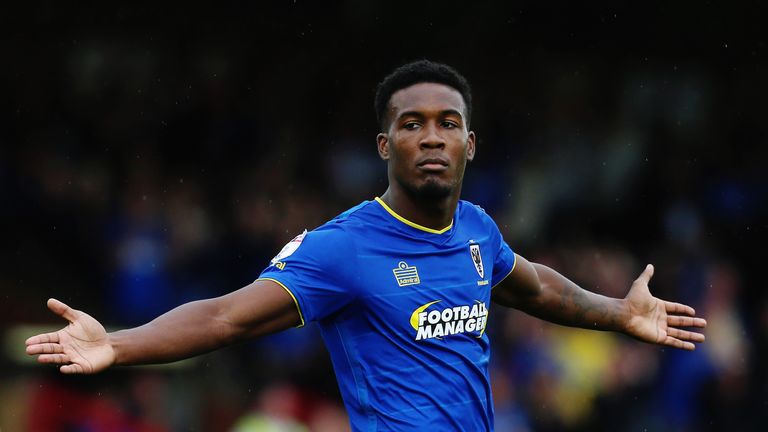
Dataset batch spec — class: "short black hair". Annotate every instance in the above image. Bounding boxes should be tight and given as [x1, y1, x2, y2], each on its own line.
[374, 60, 472, 131]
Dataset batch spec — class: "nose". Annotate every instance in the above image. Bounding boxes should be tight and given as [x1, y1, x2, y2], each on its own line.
[419, 122, 445, 150]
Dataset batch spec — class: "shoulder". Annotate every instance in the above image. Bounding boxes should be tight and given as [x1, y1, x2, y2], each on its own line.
[297, 200, 377, 250]
[456, 200, 507, 243]
[267, 220, 356, 276]
[333, 200, 374, 222]
[457, 200, 496, 226]
[316, 199, 382, 236]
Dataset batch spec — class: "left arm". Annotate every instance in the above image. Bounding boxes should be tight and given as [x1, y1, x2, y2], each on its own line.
[492, 254, 706, 350]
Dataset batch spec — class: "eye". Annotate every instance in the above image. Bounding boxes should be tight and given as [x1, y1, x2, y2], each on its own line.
[441, 120, 459, 129]
[403, 122, 421, 130]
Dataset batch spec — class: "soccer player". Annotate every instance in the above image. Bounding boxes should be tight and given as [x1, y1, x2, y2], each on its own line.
[26, 60, 706, 431]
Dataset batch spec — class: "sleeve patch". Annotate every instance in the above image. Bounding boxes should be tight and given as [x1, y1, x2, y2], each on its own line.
[271, 230, 308, 265]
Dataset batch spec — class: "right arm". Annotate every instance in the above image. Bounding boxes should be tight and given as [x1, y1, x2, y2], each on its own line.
[25, 280, 301, 374]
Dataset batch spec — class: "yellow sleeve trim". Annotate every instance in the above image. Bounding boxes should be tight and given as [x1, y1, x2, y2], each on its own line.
[374, 197, 453, 234]
[256, 278, 305, 327]
[491, 254, 517, 290]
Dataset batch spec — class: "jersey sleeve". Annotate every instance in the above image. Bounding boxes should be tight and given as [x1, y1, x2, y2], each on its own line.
[491, 238, 516, 288]
[257, 224, 358, 325]
[474, 206, 516, 287]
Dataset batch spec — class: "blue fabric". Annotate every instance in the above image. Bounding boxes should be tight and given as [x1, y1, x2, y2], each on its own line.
[258, 199, 516, 431]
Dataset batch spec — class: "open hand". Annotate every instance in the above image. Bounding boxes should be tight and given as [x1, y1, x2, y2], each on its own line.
[624, 264, 707, 350]
[25, 299, 115, 373]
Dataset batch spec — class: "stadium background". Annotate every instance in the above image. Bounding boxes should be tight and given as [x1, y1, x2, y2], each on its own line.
[1, 1, 765, 430]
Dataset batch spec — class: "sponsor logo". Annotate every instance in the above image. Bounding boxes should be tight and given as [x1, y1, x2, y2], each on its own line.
[393, 261, 420, 287]
[409, 300, 489, 341]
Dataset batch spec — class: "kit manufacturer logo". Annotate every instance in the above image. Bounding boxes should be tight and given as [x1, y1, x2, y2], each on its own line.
[393, 261, 420, 286]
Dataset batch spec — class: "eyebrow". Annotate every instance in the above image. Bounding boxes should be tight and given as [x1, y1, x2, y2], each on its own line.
[396, 109, 465, 121]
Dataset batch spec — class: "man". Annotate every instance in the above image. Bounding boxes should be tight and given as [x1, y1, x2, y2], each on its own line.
[26, 60, 706, 431]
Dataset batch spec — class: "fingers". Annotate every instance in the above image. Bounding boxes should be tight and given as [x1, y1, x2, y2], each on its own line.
[667, 327, 706, 343]
[47, 298, 80, 322]
[664, 300, 697, 317]
[25, 331, 60, 346]
[36, 355, 86, 374]
[662, 324, 706, 351]
[663, 336, 696, 351]
[668, 315, 707, 328]
[37, 353, 70, 364]
[60, 364, 86, 374]
[26, 342, 64, 355]
[33, 350, 89, 374]
[634, 264, 654, 286]
[664, 306, 706, 351]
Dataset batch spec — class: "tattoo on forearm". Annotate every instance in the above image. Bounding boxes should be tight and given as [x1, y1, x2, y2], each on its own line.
[556, 280, 619, 330]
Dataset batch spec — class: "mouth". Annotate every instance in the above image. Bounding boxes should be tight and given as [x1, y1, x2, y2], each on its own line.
[417, 158, 449, 172]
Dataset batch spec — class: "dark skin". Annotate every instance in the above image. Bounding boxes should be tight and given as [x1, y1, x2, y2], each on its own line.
[26, 82, 706, 374]
[377, 82, 476, 230]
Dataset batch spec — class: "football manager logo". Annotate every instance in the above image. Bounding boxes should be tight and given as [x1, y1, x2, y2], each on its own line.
[410, 300, 489, 341]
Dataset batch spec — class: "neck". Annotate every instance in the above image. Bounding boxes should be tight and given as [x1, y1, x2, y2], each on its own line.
[379, 185, 459, 231]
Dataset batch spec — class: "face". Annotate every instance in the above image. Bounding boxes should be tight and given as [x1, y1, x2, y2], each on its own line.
[377, 82, 476, 200]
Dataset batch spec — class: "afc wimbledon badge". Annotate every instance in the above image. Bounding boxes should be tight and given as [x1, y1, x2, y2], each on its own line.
[393, 261, 420, 287]
[469, 242, 484, 279]
[271, 229, 307, 267]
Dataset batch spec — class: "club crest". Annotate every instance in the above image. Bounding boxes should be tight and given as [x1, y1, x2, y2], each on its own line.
[469, 242, 484, 279]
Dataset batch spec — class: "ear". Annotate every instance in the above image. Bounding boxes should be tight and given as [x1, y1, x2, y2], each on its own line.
[377, 133, 390, 160]
[466, 131, 476, 162]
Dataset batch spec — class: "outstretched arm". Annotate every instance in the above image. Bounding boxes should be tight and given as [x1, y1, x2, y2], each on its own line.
[492, 254, 706, 350]
[25, 280, 301, 373]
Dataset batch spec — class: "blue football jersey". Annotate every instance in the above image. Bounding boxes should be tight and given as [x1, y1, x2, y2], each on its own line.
[258, 197, 516, 431]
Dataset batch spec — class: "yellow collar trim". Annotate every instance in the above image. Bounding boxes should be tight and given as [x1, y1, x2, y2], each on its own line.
[374, 197, 453, 234]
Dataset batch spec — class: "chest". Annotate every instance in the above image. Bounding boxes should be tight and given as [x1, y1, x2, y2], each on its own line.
[349, 232, 495, 341]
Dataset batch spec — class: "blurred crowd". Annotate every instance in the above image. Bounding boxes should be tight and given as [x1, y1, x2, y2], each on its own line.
[2, 3, 766, 431]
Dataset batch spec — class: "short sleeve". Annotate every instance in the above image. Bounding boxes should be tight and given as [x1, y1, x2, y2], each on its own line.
[257, 224, 358, 324]
[473, 205, 516, 288]
[491, 239, 516, 288]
